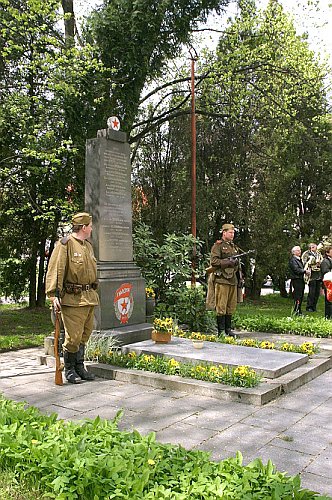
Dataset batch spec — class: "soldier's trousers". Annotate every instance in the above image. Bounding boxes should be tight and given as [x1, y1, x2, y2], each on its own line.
[61, 305, 95, 353]
[214, 283, 237, 315]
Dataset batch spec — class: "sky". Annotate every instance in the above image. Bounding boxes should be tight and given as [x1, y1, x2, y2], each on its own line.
[74, 0, 332, 63]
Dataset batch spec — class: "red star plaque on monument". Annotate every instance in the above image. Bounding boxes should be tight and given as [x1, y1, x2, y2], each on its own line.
[107, 116, 121, 131]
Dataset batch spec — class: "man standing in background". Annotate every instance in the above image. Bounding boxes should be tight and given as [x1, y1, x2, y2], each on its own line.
[302, 243, 322, 312]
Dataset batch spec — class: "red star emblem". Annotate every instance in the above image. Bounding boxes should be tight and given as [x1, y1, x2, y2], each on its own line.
[112, 117, 120, 130]
[121, 299, 127, 311]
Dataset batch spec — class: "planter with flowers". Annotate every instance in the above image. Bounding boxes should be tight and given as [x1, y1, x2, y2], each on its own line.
[190, 331, 206, 349]
[145, 287, 156, 319]
[152, 317, 173, 344]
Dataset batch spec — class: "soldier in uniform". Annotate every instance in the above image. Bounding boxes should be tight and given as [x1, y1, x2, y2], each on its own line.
[46, 212, 99, 384]
[302, 243, 323, 312]
[207, 223, 241, 337]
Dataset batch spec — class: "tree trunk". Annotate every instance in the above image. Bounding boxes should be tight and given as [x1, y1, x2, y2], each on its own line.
[28, 246, 38, 308]
[245, 268, 262, 300]
[278, 277, 289, 298]
[62, 0, 75, 46]
[36, 238, 46, 306]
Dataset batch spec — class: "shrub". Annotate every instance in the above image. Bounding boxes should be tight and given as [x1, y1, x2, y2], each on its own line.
[0, 396, 327, 499]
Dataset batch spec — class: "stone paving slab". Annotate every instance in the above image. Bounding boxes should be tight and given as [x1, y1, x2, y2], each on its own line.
[123, 337, 308, 378]
[1, 346, 332, 497]
[88, 362, 282, 405]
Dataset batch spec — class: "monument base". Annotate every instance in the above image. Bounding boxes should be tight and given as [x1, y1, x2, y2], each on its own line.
[93, 322, 153, 346]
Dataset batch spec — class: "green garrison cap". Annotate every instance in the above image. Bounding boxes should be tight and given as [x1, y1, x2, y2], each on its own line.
[72, 212, 92, 225]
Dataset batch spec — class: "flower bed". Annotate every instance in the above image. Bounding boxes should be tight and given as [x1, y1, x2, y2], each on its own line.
[98, 351, 261, 388]
[173, 330, 319, 356]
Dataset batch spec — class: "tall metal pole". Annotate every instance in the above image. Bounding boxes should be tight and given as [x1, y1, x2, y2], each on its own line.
[190, 52, 197, 287]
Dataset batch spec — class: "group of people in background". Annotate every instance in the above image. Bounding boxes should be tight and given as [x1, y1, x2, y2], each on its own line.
[289, 243, 332, 319]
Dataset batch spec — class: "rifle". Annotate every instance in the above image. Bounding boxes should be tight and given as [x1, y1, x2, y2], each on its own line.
[54, 308, 63, 386]
[229, 249, 255, 260]
[205, 249, 255, 275]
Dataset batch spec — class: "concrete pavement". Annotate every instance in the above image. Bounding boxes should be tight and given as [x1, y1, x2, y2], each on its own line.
[0, 346, 331, 497]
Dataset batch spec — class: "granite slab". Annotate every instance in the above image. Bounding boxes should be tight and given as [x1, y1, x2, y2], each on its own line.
[122, 337, 308, 378]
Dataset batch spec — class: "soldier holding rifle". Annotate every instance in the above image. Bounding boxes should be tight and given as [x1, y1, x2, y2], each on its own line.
[46, 212, 99, 384]
[206, 223, 248, 337]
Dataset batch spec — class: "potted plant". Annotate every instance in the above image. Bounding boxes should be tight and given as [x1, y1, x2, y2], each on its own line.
[152, 317, 173, 343]
[190, 332, 205, 349]
[145, 286, 156, 318]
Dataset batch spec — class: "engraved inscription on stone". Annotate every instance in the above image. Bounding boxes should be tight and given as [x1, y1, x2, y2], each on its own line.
[98, 143, 133, 261]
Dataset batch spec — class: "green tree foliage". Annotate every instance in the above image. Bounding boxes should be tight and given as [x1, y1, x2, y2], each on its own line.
[133, 0, 332, 297]
[0, 0, 107, 305]
[84, 0, 231, 133]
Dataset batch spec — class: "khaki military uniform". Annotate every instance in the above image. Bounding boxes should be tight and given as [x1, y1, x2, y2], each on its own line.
[46, 235, 99, 353]
[208, 240, 240, 315]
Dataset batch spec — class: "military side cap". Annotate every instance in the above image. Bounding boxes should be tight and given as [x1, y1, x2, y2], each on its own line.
[72, 212, 92, 225]
[222, 223, 234, 231]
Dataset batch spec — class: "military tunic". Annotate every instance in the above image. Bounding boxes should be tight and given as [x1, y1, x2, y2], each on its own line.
[208, 240, 240, 315]
[46, 235, 99, 352]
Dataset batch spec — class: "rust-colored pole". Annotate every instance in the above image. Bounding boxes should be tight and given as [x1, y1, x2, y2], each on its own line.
[191, 55, 197, 287]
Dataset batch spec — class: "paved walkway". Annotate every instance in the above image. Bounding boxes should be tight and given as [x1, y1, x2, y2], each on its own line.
[0, 346, 331, 497]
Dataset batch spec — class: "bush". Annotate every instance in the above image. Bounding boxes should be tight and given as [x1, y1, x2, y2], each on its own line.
[133, 222, 207, 303]
[0, 258, 29, 301]
[155, 286, 215, 333]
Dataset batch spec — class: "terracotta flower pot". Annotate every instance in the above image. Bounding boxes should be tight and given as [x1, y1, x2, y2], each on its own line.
[151, 330, 171, 344]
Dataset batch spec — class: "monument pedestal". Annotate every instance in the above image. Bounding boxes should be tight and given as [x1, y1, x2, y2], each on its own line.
[85, 126, 152, 344]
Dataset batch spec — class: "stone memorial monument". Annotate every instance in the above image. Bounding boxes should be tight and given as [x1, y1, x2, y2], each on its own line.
[85, 117, 152, 344]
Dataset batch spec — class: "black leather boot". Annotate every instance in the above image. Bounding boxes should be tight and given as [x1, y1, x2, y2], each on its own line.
[75, 344, 95, 381]
[216, 315, 225, 336]
[225, 315, 236, 337]
[64, 350, 81, 384]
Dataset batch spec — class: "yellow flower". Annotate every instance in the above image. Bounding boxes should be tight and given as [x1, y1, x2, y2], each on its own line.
[300, 342, 315, 355]
[145, 287, 155, 298]
[241, 338, 256, 347]
[168, 358, 179, 368]
[234, 365, 250, 377]
[31, 439, 39, 445]
[148, 459, 156, 466]
[259, 341, 275, 350]
[143, 354, 155, 362]
[225, 336, 237, 344]
[127, 352, 137, 358]
[153, 317, 173, 333]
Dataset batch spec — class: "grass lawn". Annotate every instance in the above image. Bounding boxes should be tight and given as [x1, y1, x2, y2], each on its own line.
[237, 291, 326, 318]
[0, 302, 52, 352]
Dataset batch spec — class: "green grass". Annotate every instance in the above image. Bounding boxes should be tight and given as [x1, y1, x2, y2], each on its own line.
[0, 302, 52, 352]
[0, 469, 45, 500]
[237, 292, 325, 318]
[233, 293, 332, 338]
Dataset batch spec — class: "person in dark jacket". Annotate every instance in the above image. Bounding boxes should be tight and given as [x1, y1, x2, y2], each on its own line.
[289, 246, 309, 316]
[321, 245, 332, 319]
